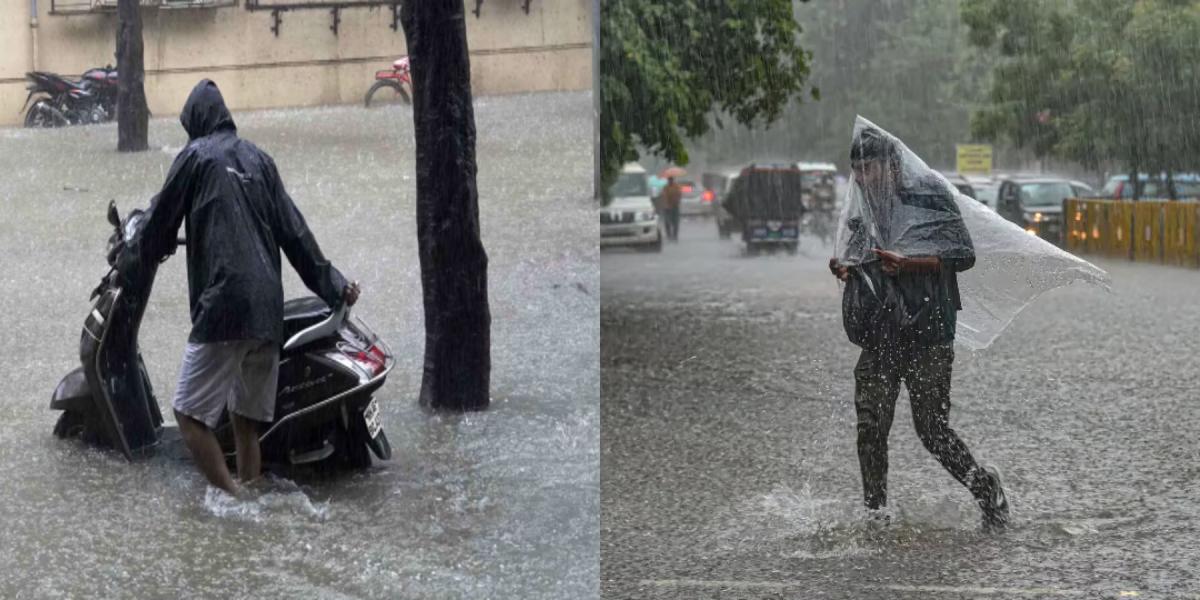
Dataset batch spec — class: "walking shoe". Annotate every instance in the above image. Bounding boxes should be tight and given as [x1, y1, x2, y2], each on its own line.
[977, 465, 1010, 531]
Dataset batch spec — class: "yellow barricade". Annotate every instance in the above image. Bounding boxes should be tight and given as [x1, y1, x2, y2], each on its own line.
[1107, 201, 1134, 259]
[1184, 202, 1198, 268]
[1133, 201, 1164, 263]
[1051, 199, 1199, 268]
[1064, 199, 1088, 253]
[1094, 200, 1108, 254]
[1187, 203, 1196, 267]
[1162, 202, 1200, 267]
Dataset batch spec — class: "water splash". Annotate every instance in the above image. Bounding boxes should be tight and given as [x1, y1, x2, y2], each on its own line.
[202, 478, 330, 523]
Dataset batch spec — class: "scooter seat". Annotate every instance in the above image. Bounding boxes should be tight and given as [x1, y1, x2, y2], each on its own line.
[282, 296, 331, 341]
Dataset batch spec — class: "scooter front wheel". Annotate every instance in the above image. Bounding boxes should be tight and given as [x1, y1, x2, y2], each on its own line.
[53, 410, 87, 438]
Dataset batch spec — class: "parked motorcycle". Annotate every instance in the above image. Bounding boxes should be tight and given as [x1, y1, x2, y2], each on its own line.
[51, 201, 394, 470]
[364, 57, 412, 107]
[22, 66, 119, 128]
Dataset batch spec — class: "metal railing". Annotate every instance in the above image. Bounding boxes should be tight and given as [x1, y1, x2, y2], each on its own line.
[242, 0, 402, 36]
[472, 0, 533, 18]
[160, 0, 237, 10]
[50, 0, 232, 14]
[49, 0, 154, 15]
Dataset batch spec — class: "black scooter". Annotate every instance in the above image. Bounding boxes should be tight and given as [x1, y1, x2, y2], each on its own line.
[51, 201, 393, 469]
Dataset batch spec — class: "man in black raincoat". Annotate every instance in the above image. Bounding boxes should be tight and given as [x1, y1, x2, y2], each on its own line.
[829, 127, 1009, 529]
[119, 80, 359, 494]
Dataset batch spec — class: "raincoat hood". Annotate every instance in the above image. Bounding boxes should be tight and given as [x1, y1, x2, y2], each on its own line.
[181, 79, 236, 141]
[835, 116, 1110, 350]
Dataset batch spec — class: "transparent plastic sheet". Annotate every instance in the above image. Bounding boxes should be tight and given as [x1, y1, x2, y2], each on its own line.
[834, 116, 1111, 350]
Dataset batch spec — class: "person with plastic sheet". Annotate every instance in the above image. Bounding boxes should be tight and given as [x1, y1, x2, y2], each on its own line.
[828, 118, 1110, 528]
[117, 80, 361, 496]
[828, 122, 1010, 530]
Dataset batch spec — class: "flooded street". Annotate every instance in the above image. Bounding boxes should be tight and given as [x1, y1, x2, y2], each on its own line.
[601, 219, 1200, 599]
[0, 92, 597, 598]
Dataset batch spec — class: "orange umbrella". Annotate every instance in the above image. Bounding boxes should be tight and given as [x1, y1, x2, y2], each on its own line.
[660, 166, 687, 179]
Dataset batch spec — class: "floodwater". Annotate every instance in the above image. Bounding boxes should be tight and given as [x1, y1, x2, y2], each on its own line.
[0, 92, 597, 598]
[601, 219, 1200, 599]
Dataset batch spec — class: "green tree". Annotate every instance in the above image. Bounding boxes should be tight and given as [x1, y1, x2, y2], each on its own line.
[692, 0, 1001, 173]
[598, 0, 817, 196]
[964, 0, 1200, 196]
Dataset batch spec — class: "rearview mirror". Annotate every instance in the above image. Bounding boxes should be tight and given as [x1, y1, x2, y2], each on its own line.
[107, 201, 120, 227]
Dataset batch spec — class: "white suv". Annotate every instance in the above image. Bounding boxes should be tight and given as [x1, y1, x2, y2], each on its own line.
[601, 163, 662, 252]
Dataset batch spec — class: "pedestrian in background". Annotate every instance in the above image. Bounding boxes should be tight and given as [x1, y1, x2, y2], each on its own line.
[659, 176, 682, 241]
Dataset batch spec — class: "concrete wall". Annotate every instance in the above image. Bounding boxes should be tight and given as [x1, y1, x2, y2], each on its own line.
[0, 0, 592, 126]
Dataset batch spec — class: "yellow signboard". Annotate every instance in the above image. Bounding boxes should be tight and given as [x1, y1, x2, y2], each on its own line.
[956, 144, 993, 174]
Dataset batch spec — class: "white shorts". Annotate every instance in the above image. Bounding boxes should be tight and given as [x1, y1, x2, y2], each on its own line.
[172, 340, 280, 429]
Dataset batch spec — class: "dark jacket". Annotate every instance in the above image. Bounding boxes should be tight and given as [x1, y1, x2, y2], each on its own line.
[842, 182, 974, 350]
[119, 80, 347, 344]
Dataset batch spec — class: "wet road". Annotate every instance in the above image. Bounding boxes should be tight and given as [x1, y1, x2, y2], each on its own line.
[601, 218, 1200, 599]
[0, 92, 597, 598]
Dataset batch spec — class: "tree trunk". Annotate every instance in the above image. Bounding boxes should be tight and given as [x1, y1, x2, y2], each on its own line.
[592, 0, 601, 200]
[401, 0, 491, 411]
[116, 0, 148, 152]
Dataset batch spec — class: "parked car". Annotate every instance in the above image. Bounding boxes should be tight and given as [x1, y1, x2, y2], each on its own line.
[601, 163, 662, 252]
[941, 172, 978, 200]
[995, 176, 1083, 245]
[676, 179, 712, 217]
[1069, 180, 1097, 197]
[1099, 173, 1200, 200]
[703, 168, 743, 238]
[972, 181, 999, 210]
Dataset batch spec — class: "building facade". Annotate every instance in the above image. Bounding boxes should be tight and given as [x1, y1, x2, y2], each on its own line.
[0, 0, 591, 126]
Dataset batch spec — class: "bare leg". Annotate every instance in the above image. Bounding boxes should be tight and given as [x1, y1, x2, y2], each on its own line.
[231, 412, 262, 484]
[175, 410, 238, 494]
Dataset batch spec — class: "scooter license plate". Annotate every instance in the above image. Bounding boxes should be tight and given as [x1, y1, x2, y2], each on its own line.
[363, 398, 383, 439]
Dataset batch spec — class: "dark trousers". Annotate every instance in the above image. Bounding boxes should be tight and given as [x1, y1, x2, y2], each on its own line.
[853, 344, 986, 509]
[663, 207, 680, 240]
